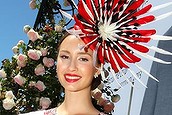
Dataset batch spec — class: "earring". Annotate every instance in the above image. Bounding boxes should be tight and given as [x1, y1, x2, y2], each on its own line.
[94, 69, 100, 78]
[94, 72, 99, 78]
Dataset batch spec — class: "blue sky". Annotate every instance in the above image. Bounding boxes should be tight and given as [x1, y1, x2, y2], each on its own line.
[0, 0, 37, 65]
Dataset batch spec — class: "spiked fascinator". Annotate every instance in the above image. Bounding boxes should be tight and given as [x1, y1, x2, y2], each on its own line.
[61, 0, 172, 87]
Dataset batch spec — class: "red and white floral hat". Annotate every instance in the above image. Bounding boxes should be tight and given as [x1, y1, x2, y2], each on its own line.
[60, 0, 172, 88]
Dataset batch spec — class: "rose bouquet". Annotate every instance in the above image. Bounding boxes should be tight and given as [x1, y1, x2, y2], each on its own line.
[0, 0, 67, 114]
[0, 22, 65, 114]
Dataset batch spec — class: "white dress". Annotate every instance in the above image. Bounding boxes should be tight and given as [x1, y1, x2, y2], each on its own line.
[21, 108, 106, 115]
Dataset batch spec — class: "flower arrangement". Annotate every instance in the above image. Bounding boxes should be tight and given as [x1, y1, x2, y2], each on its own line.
[0, 1, 66, 114]
[0, 23, 66, 114]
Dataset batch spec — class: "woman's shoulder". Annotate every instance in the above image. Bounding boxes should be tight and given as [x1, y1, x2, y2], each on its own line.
[20, 108, 56, 115]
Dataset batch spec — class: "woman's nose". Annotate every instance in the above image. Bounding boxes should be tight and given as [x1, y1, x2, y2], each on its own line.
[68, 59, 77, 71]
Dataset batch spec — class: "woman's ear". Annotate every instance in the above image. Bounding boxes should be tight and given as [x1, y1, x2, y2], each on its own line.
[94, 68, 101, 78]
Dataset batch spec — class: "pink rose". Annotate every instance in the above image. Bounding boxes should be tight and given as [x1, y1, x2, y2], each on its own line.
[0, 69, 7, 78]
[5, 91, 15, 99]
[3, 98, 15, 110]
[27, 29, 40, 42]
[17, 54, 27, 67]
[29, 81, 36, 87]
[34, 64, 45, 76]
[40, 48, 48, 56]
[17, 40, 24, 44]
[12, 46, 19, 54]
[55, 25, 62, 32]
[43, 57, 55, 68]
[35, 81, 46, 91]
[92, 88, 102, 99]
[97, 97, 107, 106]
[29, 0, 37, 10]
[103, 102, 114, 113]
[23, 25, 31, 34]
[14, 74, 26, 86]
[39, 97, 51, 110]
[111, 94, 120, 103]
[28, 49, 42, 60]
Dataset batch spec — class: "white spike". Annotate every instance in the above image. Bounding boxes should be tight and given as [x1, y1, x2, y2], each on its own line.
[155, 11, 172, 22]
[90, 0, 99, 20]
[145, 45, 172, 55]
[137, 43, 172, 55]
[104, 1, 107, 25]
[135, 64, 159, 82]
[149, 2, 172, 13]
[65, 27, 82, 35]
[99, 0, 103, 22]
[107, 11, 114, 26]
[70, 0, 78, 9]
[150, 35, 172, 40]
[59, 9, 74, 20]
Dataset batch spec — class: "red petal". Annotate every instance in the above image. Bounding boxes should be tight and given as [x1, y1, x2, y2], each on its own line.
[127, 42, 149, 53]
[111, 48, 129, 68]
[129, 15, 155, 25]
[78, 0, 94, 24]
[124, 0, 144, 14]
[119, 45, 141, 62]
[74, 15, 84, 28]
[123, 29, 156, 36]
[85, 0, 94, 15]
[97, 45, 104, 63]
[81, 36, 98, 50]
[133, 4, 152, 17]
[108, 47, 119, 72]
[120, 53, 135, 63]
[74, 16, 94, 35]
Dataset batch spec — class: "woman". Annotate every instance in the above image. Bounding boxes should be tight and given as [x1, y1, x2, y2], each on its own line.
[55, 33, 105, 115]
[22, 32, 107, 115]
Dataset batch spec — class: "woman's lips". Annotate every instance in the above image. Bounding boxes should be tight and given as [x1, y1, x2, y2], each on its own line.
[64, 74, 81, 83]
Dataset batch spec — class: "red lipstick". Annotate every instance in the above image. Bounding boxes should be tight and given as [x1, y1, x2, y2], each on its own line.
[64, 74, 81, 83]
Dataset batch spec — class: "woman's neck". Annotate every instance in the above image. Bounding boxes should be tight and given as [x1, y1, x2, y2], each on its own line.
[57, 87, 100, 114]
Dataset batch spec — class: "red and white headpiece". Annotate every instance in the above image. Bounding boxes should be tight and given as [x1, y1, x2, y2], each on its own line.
[61, 0, 172, 87]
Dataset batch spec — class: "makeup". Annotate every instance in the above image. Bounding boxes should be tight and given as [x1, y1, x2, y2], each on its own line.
[64, 74, 81, 83]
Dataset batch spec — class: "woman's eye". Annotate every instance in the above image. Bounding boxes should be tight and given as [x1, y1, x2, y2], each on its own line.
[79, 58, 89, 62]
[60, 55, 69, 59]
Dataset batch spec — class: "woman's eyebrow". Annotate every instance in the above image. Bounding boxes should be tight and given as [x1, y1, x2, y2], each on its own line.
[77, 52, 92, 57]
[59, 50, 92, 57]
[59, 50, 70, 53]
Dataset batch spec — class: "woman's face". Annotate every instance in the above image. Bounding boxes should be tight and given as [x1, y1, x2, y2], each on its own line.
[56, 35, 97, 92]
